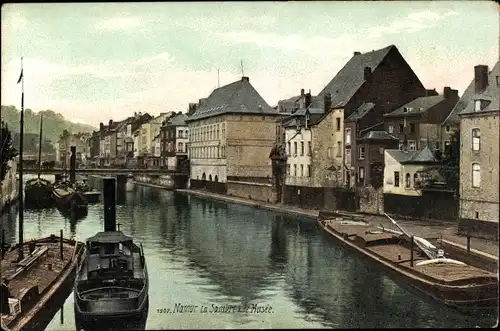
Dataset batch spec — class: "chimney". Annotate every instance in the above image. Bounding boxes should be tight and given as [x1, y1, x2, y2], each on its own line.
[324, 93, 332, 113]
[109, 119, 113, 127]
[301, 88, 305, 96]
[103, 177, 116, 232]
[305, 93, 312, 109]
[364, 67, 372, 80]
[443, 86, 458, 99]
[354, 51, 361, 56]
[425, 88, 438, 96]
[474, 65, 489, 93]
[69, 146, 76, 183]
[99, 122, 104, 131]
[242, 76, 249, 82]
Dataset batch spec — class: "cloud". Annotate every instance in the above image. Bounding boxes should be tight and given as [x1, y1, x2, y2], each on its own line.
[216, 31, 353, 56]
[94, 17, 142, 32]
[368, 10, 460, 38]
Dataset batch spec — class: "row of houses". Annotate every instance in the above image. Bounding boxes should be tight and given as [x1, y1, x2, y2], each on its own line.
[57, 44, 498, 235]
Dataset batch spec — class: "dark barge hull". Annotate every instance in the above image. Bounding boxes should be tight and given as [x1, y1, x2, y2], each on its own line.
[316, 216, 499, 315]
[52, 190, 88, 219]
[81, 192, 101, 204]
[74, 294, 149, 330]
[24, 180, 54, 209]
[2, 237, 85, 331]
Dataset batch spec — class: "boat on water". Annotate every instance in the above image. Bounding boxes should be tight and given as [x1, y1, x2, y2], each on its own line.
[52, 183, 88, 219]
[1, 236, 85, 331]
[74, 177, 149, 330]
[317, 210, 499, 314]
[24, 177, 53, 209]
[73, 178, 101, 203]
[1, 59, 86, 331]
[24, 115, 53, 209]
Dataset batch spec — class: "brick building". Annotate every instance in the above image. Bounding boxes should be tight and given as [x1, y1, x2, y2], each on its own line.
[160, 112, 189, 170]
[458, 62, 499, 237]
[311, 45, 426, 190]
[384, 87, 459, 152]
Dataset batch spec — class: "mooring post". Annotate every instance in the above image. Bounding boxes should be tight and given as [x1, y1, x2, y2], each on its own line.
[410, 235, 414, 267]
[60, 229, 64, 260]
[467, 235, 471, 253]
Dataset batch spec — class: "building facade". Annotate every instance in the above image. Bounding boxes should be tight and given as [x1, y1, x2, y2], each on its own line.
[187, 76, 280, 202]
[161, 112, 189, 170]
[458, 62, 499, 223]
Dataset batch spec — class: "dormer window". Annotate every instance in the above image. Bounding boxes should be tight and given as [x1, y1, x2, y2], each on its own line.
[403, 107, 408, 113]
[474, 100, 481, 112]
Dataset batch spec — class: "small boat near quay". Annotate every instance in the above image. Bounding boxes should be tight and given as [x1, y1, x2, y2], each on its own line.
[24, 115, 54, 209]
[74, 177, 149, 330]
[52, 183, 88, 219]
[73, 178, 101, 203]
[317, 210, 499, 314]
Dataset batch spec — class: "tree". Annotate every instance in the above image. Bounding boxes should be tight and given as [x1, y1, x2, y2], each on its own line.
[1, 121, 17, 182]
[440, 129, 460, 196]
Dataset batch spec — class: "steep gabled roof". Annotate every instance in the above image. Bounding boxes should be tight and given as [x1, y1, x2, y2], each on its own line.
[346, 102, 376, 121]
[443, 61, 499, 124]
[187, 77, 277, 122]
[386, 146, 439, 164]
[316, 45, 395, 108]
[385, 95, 445, 117]
[166, 113, 188, 127]
[359, 130, 398, 141]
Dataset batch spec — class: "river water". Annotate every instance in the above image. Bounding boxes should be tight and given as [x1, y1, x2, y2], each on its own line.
[1, 175, 496, 329]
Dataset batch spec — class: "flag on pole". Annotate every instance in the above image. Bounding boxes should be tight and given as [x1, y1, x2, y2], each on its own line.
[17, 69, 23, 84]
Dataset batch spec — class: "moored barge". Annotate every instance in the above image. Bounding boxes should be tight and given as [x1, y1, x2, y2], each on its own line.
[52, 183, 88, 219]
[317, 210, 499, 313]
[0, 235, 85, 331]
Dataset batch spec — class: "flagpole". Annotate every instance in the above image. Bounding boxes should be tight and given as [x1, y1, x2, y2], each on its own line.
[18, 57, 24, 260]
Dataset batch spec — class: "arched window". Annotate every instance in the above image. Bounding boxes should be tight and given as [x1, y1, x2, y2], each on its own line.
[413, 173, 419, 188]
[405, 173, 411, 188]
[472, 163, 481, 188]
[472, 129, 480, 151]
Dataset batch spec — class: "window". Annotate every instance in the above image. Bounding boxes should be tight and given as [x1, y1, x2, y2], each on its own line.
[293, 164, 297, 176]
[287, 142, 291, 156]
[405, 173, 411, 188]
[413, 173, 419, 187]
[346, 128, 351, 145]
[394, 171, 400, 187]
[294, 142, 297, 156]
[445, 125, 450, 132]
[359, 167, 365, 184]
[398, 141, 404, 150]
[388, 125, 394, 133]
[300, 164, 304, 177]
[327, 147, 333, 158]
[408, 141, 416, 151]
[346, 148, 351, 157]
[307, 165, 312, 177]
[435, 141, 440, 150]
[379, 147, 384, 155]
[472, 163, 480, 188]
[308, 142, 312, 156]
[337, 141, 342, 157]
[399, 124, 404, 133]
[472, 128, 480, 151]
[410, 123, 415, 133]
[475, 211, 480, 219]
[178, 142, 184, 152]
[336, 118, 341, 131]
[474, 100, 481, 112]
[359, 146, 365, 160]
[300, 142, 304, 156]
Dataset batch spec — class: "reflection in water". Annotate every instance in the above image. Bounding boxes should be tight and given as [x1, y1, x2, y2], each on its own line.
[1, 184, 496, 329]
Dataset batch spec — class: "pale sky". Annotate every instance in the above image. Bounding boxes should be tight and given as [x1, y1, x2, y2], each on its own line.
[1, 2, 498, 127]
